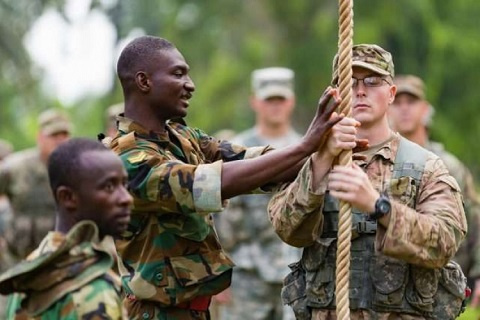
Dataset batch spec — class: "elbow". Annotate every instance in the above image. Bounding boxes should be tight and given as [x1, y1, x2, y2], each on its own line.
[276, 230, 315, 248]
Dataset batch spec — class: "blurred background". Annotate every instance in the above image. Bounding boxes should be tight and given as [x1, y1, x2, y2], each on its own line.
[0, 0, 478, 182]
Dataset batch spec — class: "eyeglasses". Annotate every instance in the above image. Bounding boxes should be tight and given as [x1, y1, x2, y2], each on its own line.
[352, 76, 391, 88]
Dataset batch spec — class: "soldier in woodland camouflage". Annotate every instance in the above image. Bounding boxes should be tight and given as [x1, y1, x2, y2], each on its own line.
[269, 44, 467, 319]
[107, 35, 343, 319]
[0, 138, 131, 319]
[0, 109, 71, 261]
[389, 74, 480, 305]
[216, 67, 301, 320]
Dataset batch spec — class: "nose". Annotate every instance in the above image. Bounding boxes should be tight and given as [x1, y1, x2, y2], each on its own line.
[118, 185, 133, 208]
[353, 81, 367, 97]
[185, 76, 195, 92]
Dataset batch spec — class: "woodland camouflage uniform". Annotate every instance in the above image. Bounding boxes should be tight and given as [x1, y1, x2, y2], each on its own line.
[0, 221, 126, 319]
[109, 115, 272, 320]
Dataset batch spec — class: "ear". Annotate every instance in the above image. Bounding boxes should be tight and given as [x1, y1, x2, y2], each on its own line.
[388, 84, 397, 104]
[135, 71, 151, 93]
[56, 186, 78, 211]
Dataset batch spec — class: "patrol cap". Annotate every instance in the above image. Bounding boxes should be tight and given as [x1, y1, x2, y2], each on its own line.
[332, 44, 394, 84]
[251, 67, 294, 100]
[394, 75, 425, 100]
[38, 108, 72, 136]
[0, 139, 13, 161]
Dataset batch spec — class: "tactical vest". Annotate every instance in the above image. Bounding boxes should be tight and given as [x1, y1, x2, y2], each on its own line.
[282, 137, 466, 320]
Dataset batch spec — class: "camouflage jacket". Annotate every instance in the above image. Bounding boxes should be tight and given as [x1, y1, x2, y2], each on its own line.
[426, 141, 480, 280]
[216, 127, 302, 282]
[269, 134, 467, 319]
[109, 116, 271, 311]
[0, 148, 56, 259]
[0, 221, 125, 319]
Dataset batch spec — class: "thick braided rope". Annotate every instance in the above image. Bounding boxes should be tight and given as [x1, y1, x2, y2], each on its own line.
[335, 0, 353, 319]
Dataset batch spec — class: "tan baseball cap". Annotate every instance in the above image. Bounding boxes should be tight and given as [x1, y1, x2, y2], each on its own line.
[394, 75, 425, 100]
[332, 44, 394, 84]
[251, 67, 294, 100]
[38, 109, 72, 136]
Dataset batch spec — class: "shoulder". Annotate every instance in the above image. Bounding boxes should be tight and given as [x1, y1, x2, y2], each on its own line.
[1, 148, 38, 171]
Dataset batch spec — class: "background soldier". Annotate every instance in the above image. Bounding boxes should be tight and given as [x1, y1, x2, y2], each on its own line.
[0, 109, 71, 261]
[389, 74, 480, 303]
[269, 44, 467, 319]
[0, 138, 131, 319]
[215, 67, 301, 320]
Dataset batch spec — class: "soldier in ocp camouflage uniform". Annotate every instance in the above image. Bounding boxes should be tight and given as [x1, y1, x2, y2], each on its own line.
[108, 35, 343, 320]
[269, 44, 468, 319]
[0, 138, 131, 319]
[216, 67, 301, 320]
[0, 109, 71, 261]
[389, 74, 480, 304]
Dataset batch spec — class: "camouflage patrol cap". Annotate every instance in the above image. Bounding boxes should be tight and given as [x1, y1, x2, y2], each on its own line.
[394, 74, 425, 100]
[332, 44, 394, 84]
[38, 108, 72, 136]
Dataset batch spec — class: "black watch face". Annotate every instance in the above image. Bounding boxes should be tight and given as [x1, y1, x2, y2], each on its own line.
[378, 199, 391, 214]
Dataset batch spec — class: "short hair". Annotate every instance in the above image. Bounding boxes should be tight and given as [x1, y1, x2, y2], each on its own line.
[48, 138, 109, 198]
[117, 36, 175, 88]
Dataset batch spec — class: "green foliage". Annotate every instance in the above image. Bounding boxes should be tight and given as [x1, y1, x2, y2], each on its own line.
[0, 0, 478, 180]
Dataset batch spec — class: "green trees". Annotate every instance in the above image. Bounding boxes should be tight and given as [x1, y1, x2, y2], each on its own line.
[0, 0, 478, 178]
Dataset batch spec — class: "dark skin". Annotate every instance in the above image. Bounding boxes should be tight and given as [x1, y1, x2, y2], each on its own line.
[55, 150, 133, 239]
[123, 47, 344, 200]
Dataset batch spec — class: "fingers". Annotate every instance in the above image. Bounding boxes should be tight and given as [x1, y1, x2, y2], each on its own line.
[353, 139, 369, 153]
[318, 87, 341, 116]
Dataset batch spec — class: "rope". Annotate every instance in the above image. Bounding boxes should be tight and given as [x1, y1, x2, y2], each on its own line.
[335, 0, 353, 319]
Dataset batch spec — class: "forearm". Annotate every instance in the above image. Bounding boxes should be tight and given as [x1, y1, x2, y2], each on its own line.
[221, 142, 311, 199]
[268, 157, 308, 183]
[379, 200, 465, 269]
[269, 160, 327, 247]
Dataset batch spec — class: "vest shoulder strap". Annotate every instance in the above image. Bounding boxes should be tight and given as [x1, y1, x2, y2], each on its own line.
[392, 136, 430, 184]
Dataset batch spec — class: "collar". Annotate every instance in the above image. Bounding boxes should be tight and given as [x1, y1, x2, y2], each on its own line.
[117, 115, 172, 147]
[355, 132, 400, 165]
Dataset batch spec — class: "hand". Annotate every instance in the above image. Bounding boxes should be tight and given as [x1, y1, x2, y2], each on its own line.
[328, 163, 379, 212]
[302, 87, 344, 154]
[320, 115, 363, 159]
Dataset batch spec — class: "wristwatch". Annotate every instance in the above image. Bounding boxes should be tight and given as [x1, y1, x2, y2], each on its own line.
[370, 193, 391, 220]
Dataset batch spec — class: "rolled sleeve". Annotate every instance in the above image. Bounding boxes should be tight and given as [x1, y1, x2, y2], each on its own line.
[269, 158, 326, 247]
[193, 161, 223, 213]
[244, 146, 270, 159]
